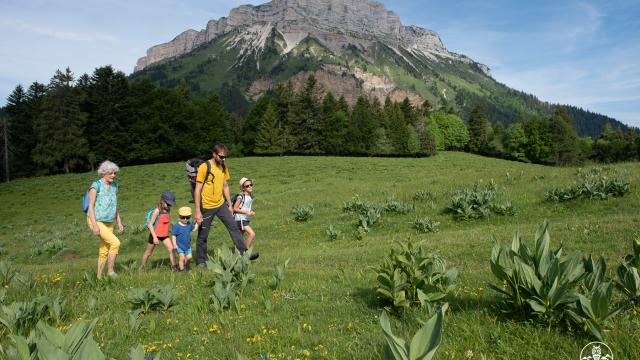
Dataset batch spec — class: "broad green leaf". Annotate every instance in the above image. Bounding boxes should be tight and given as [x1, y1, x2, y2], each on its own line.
[8, 334, 31, 360]
[408, 308, 443, 360]
[534, 220, 551, 275]
[379, 311, 409, 360]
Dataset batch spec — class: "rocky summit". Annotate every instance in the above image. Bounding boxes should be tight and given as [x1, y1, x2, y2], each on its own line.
[130, 0, 620, 135]
[135, 0, 487, 75]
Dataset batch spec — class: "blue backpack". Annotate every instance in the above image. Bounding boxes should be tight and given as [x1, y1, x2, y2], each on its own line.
[82, 180, 101, 214]
[230, 193, 245, 213]
[144, 208, 159, 229]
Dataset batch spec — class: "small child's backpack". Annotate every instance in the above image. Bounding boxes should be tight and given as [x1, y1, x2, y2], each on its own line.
[82, 180, 101, 214]
[230, 193, 245, 213]
[144, 208, 159, 229]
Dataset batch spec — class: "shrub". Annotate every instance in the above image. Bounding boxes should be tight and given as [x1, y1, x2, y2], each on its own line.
[379, 307, 445, 360]
[489, 220, 621, 340]
[413, 217, 440, 233]
[375, 241, 458, 310]
[291, 204, 314, 222]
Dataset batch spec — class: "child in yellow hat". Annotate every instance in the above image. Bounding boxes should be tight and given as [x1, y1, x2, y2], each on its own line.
[171, 206, 199, 271]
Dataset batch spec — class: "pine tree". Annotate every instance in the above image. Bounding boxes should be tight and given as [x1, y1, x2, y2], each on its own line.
[348, 96, 377, 154]
[467, 104, 490, 154]
[274, 82, 295, 152]
[254, 104, 284, 155]
[242, 95, 273, 154]
[289, 75, 323, 153]
[386, 102, 409, 153]
[4, 85, 27, 178]
[320, 92, 348, 154]
[0, 115, 9, 181]
[32, 68, 89, 174]
[547, 107, 581, 165]
[84, 66, 130, 166]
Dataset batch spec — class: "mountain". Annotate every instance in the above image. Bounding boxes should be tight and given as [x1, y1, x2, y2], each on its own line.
[131, 0, 628, 137]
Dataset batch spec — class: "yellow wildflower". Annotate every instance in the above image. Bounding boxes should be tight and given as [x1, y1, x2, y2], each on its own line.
[209, 325, 221, 333]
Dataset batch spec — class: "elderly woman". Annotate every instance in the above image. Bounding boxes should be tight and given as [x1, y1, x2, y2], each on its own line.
[86, 160, 123, 279]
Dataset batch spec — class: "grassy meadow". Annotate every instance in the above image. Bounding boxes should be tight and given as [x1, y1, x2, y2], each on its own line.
[0, 152, 639, 359]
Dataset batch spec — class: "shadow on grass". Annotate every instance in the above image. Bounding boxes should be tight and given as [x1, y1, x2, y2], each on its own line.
[352, 286, 384, 310]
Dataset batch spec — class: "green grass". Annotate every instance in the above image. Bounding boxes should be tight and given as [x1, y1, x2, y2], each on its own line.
[1, 153, 639, 359]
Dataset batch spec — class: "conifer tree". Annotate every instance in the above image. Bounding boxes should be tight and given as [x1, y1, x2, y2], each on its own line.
[84, 66, 130, 165]
[242, 95, 273, 154]
[274, 81, 295, 152]
[467, 104, 490, 154]
[32, 68, 89, 174]
[289, 75, 322, 153]
[386, 102, 409, 153]
[547, 108, 581, 165]
[254, 103, 284, 155]
[348, 96, 377, 154]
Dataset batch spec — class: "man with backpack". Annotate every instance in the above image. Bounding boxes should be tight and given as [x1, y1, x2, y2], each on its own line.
[194, 144, 259, 267]
[185, 158, 202, 203]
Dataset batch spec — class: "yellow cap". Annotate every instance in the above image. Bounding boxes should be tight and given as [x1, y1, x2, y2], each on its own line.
[178, 207, 192, 216]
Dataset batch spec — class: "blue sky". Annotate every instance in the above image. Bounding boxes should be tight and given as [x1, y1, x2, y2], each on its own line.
[1, 0, 638, 127]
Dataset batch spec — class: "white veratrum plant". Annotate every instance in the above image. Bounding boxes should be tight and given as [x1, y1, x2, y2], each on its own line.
[489, 220, 620, 340]
[379, 306, 445, 360]
[375, 241, 458, 311]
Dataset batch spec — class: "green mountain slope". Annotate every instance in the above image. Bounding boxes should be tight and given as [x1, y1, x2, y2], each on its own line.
[131, 27, 628, 138]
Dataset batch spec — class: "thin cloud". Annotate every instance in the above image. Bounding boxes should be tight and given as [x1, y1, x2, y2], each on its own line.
[0, 19, 119, 44]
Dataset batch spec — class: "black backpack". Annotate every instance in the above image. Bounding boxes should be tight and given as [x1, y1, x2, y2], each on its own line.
[186, 158, 204, 179]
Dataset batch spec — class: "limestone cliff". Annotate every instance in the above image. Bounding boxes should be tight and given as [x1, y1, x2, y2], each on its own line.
[134, 0, 490, 76]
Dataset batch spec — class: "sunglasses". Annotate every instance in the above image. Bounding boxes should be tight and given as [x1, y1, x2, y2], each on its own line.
[179, 216, 191, 220]
[216, 153, 227, 160]
[244, 184, 253, 188]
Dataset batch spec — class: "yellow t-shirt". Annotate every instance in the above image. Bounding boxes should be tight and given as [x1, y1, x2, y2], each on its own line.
[196, 160, 230, 209]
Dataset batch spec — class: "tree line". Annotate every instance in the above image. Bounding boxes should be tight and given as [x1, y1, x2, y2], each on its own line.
[1, 66, 638, 181]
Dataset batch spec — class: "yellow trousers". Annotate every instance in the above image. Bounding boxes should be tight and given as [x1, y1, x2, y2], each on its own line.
[86, 217, 121, 261]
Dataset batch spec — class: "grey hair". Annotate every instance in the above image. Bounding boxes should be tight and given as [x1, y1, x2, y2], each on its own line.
[97, 160, 119, 177]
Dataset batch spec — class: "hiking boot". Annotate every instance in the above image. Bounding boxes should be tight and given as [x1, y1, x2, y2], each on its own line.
[107, 272, 118, 279]
[171, 265, 179, 272]
[179, 268, 188, 273]
[249, 252, 260, 261]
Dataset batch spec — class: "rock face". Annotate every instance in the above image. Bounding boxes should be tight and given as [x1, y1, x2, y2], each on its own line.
[134, 0, 489, 76]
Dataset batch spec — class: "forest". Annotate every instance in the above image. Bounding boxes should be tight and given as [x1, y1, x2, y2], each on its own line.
[1, 65, 638, 181]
